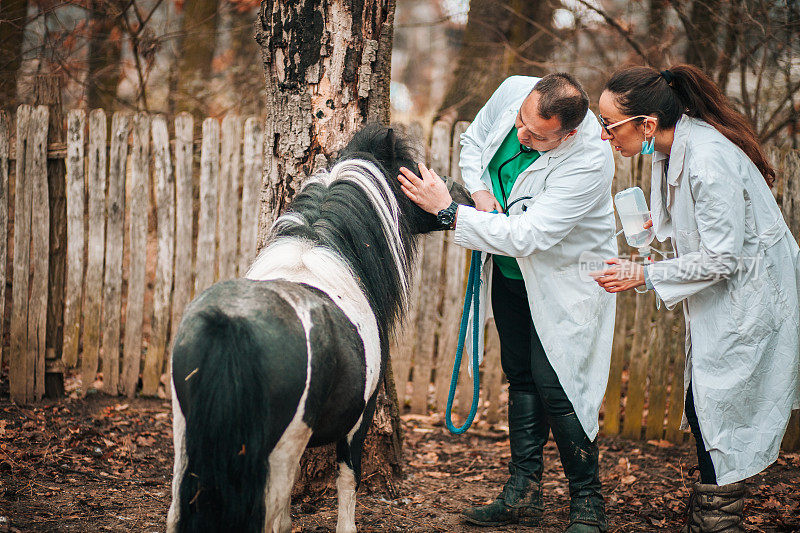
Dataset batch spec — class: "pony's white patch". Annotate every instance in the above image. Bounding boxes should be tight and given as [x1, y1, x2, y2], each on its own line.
[264, 417, 312, 533]
[247, 239, 382, 403]
[336, 462, 357, 533]
[167, 378, 187, 533]
[264, 285, 315, 533]
[270, 212, 307, 233]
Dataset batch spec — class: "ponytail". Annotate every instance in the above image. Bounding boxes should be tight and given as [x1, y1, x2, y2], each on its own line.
[605, 64, 775, 186]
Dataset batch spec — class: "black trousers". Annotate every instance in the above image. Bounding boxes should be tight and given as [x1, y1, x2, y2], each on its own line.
[685, 383, 717, 484]
[490, 263, 574, 417]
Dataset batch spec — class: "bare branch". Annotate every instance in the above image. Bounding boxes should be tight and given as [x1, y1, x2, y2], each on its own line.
[573, 0, 652, 66]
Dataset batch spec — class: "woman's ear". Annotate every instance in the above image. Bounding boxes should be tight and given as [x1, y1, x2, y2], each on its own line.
[643, 117, 658, 137]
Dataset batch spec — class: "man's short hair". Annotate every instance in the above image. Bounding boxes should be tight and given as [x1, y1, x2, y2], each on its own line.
[531, 73, 589, 134]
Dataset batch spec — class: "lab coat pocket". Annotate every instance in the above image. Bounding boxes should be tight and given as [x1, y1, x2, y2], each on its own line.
[567, 291, 602, 326]
[677, 229, 701, 255]
[728, 275, 780, 346]
[557, 273, 602, 326]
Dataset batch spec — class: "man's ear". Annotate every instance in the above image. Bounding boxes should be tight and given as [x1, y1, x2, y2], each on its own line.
[564, 129, 578, 140]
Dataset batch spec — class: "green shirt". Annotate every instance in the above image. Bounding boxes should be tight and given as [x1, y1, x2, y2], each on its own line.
[486, 127, 541, 280]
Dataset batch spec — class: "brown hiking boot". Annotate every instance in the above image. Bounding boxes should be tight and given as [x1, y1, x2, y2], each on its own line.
[684, 481, 746, 532]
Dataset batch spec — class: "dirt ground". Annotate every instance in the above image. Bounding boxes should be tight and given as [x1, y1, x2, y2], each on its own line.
[1, 385, 799, 532]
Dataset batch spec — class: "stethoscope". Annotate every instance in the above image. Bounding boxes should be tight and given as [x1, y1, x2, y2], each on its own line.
[496, 144, 536, 214]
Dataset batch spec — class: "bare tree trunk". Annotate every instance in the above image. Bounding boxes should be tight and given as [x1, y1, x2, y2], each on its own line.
[436, 0, 557, 123]
[715, 1, 741, 94]
[170, 0, 220, 116]
[646, 0, 669, 67]
[684, 0, 722, 71]
[0, 0, 29, 112]
[86, 0, 124, 110]
[255, 0, 402, 499]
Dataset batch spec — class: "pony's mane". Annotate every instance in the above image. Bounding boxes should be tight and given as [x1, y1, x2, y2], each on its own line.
[254, 157, 417, 337]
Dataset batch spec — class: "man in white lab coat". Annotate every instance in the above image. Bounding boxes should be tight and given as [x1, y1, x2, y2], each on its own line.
[398, 74, 616, 532]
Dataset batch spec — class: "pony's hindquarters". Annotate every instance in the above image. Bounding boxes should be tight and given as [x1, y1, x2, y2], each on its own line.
[170, 306, 276, 533]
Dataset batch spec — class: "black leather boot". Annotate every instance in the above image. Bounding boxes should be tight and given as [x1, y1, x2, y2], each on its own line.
[462, 390, 549, 526]
[549, 411, 606, 533]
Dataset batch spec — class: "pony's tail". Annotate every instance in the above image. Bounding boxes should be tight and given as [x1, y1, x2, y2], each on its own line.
[178, 308, 270, 533]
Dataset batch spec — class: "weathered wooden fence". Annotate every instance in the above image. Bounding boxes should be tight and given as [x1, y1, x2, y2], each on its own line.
[1, 107, 262, 401]
[1, 109, 799, 449]
[391, 120, 800, 450]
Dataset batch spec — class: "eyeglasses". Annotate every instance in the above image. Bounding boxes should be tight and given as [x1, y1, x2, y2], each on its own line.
[598, 114, 654, 136]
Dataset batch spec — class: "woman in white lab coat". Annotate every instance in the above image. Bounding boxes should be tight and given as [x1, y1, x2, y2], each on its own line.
[593, 64, 800, 532]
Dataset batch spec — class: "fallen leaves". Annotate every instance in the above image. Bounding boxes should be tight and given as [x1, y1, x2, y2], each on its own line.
[0, 395, 173, 531]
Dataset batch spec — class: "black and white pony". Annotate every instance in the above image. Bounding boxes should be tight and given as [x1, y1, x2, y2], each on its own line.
[166, 124, 472, 533]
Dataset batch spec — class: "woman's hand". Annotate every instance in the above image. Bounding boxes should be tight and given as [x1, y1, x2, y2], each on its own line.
[398, 163, 454, 214]
[591, 258, 646, 293]
[471, 190, 503, 213]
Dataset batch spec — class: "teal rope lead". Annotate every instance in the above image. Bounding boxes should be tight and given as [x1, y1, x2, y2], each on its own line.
[445, 249, 482, 434]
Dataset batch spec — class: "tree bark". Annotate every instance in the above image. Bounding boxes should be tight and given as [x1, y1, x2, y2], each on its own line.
[0, 0, 29, 112]
[86, 0, 124, 110]
[170, 0, 220, 117]
[255, 0, 403, 499]
[435, 0, 557, 123]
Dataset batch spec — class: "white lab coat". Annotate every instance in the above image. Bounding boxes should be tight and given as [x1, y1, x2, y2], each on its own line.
[454, 76, 617, 440]
[646, 115, 800, 484]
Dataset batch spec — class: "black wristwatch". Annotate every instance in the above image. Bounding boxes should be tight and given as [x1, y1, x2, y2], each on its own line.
[436, 201, 458, 229]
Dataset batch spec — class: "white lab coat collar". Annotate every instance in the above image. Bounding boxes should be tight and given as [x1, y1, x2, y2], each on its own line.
[665, 114, 692, 186]
[650, 114, 692, 241]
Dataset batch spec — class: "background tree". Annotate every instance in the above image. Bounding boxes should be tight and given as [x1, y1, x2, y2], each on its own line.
[435, 0, 557, 123]
[255, 0, 403, 496]
[170, 0, 221, 116]
[0, 0, 29, 112]
[86, 0, 124, 109]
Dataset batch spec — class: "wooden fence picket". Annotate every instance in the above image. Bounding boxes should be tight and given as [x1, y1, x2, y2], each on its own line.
[171, 113, 194, 349]
[644, 306, 674, 440]
[390, 122, 425, 409]
[239, 117, 262, 275]
[391, 266, 418, 408]
[408, 121, 449, 414]
[433, 120, 470, 413]
[141, 116, 175, 396]
[620, 157, 654, 441]
[121, 113, 151, 397]
[218, 114, 242, 281]
[28, 106, 50, 400]
[601, 153, 633, 436]
[664, 313, 687, 443]
[80, 109, 107, 394]
[195, 117, 220, 295]
[0, 112, 8, 370]
[101, 112, 130, 394]
[9, 106, 33, 401]
[62, 110, 86, 369]
[9, 105, 49, 401]
[481, 321, 504, 425]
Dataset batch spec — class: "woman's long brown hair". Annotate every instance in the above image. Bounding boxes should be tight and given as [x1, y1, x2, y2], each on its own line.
[605, 64, 775, 186]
